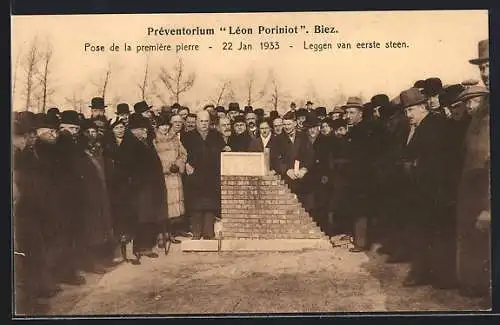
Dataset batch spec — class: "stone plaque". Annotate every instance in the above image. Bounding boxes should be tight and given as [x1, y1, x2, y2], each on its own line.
[221, 151, 270, 176]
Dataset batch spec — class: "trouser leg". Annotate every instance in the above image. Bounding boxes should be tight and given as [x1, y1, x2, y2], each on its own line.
[202, 211, 216, 239]
[191, 211, 203, 239]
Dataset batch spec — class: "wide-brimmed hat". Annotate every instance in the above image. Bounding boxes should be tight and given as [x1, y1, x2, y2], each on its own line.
[399, 88, 428, 109]
[344, 96, 363, 109]
[81, 118, 98, 131]
[215, 106, 226, 113]
[296, 108, 308, 118]
[254, 108, 264, 117]
[413, 80, 426, 91]
[60, 110, 81, 126]
[461, 79, 480, 87]
[422, 78, 443, 97]
[34, 113, 59, 130]
[134, 100, 152, 114]
[228, 102, 240, 112]
[457, 85, 489, 102]
[269, 110, 280, 120]
[244, 106, 254, 114]
[332, 105, 345, 114]
[89, 97, 107, 109]
[439, 84, 466, 107]
[303, 113, 320, 128]
[116, 103, 131, 115]
[469, 39, 489, 65]
[283, 111, 296, 121]
[315, 106, 327, 117]
[128, 113, 151, 129]
[370, 94, 390, 108]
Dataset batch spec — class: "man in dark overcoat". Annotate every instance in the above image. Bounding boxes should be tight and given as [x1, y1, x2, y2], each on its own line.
[228, 115, 252, 152]
[248, 118, 275, 152]
[270, 111, 314, 210]
[183, 111, 226, 239]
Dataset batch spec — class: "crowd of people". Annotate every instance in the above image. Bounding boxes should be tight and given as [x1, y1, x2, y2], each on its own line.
[13, 39, 491, 314]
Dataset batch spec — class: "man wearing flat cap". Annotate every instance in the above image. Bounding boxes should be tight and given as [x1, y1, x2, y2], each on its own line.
[456, 38, 491, 298]
[394, 88, 451, 287]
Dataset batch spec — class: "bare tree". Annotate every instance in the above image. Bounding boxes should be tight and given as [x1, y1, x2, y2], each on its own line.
[12, 45, 24, 102]
[37, 42, 54, 113]
[209, 78, 236, 106]
[158, 57, 196, 104]
[64, 84, 87, 113]
[92, 63, 113, 101]
[21, 36, 42, 111]
[266, 70, 290, 112]
[242, 68, 267, 107]
[137, 58, 151, 101]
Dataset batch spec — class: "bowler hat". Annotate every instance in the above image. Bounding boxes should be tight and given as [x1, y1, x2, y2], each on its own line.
[283, 111, 296, 120]
[315, 106, 327, 117]
[399, 88, 428, 109]
[422, 78, 443, 97]
[233, 115, 246, 124]
[413, 80, 426, 90]
[34, 113, 59, 129]
[81, 119, 98, 131]
[215, 106, 226, 113]
[134, 100, 152, 114]
[306, 101, 313, 106]
[171, 103, 181, 110]
[439, 84, 465, 107]
[458, 85, 489, 102]
[296, 108, 308, 117]
[89, 97, 107, 109]
[128, 113, 151, 129]
[344, 96, 363, 109]
[303, 113, 320, 128]
[331, 118, 347, 130]
[60, 110, 81, 126]
[254, 108, 264, 117]
[469, 39, 489, 65]
[371, 94, 390, 107]
[244, 106, 254, 114]
[47, 107, 61, 116]
[116, 103, 131, 115]
[269, 110, 279, 120]
[228, 102, 240, 112]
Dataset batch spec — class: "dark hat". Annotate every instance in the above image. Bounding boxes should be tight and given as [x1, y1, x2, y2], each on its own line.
[296, 108, 308, 117]
[461, 78, 480, 87]
[469, 39, 489, 65]
[228, 102, 240, 112]
[283, 111, 296, 120]
[244, 106, 254, 114]
[332, 105, 344, 114]
[233, 115, 246, 124]
[77, 113, 85, 121]
[89, 97, 107, 109]
[306, 101, 313, 106]
[110, 117, 125, 129]
[332, 118, 347, 129]
[422, 78, 443, 97]
[370, 94, 390, 107]
[60, 110, 81, 126]
[303, 113, 320, 128]
[116, 103, 131, 115]
[34, 113, 59, 129]
[290, 102, 297, 108]
[458, 85, 489, 102]
[128, 113, 151, 129]
[134, 100, 152, 114]
[254, 108, 264, 117]
[15, 111, 36, 129]
[157, 113, 171, 126]
[269, 110, 279, 120]
[81, 119, 98, 131]
[413, 80, 426, 90]
[47, 107, 60, 116]
[439, 84, 466, 107]
[171, 103, 181, 110]
[344, 96, 363, 109]
[315, 106, 327, 117]
[321, 117, 336, 128]
[215, 106, 226, 113]
[91, 115, 110, 128]
[399, 88, 428, 109]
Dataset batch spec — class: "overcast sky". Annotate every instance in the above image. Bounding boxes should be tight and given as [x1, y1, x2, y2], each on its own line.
[11, 10, 488, 116]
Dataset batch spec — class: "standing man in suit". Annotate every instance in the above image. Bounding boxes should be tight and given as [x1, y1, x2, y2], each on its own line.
[248, 118, 274, 152]
[396, 88, 450, 287]
[270, 111, 314, 210]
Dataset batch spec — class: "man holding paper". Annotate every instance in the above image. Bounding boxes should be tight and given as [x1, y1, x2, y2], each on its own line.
[270, 111, 315, 211]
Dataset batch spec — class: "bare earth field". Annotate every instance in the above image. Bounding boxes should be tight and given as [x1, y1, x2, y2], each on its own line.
[35, 241, 490, 316]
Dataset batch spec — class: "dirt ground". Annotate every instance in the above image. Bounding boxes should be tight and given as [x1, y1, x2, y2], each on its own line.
[28, 240, 490, 316]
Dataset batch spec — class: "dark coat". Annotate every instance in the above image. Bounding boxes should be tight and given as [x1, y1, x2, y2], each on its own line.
[228, 132, 253, 152]
[183, 129, 225, 212]
[270, 131, 314, 194]
[248, 135, 276, 152]
[127, 136, 168, 224]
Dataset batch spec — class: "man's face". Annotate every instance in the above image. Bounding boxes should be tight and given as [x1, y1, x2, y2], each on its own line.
[141, 110, 152, 119]
[197, 113, 210, 132]
[427, 96, 440, 110]
[449, 102, 468, 121]
[479, 61, 489, 89]
[131, 127, 148, 141]
[246, 113, 257, 128]
[233, 122, 246, 135]
[218, 118, 232, 137]
[171, 115, 184, 133]
[335, 126, 347, 137]
[158, 124, 170, 134]
[345, 107, 363, 126]
[297, 115, 306, 126]
[320, 122, 332, 135]
[118, 113, 129, 124]
[59, 123, 80, 137]
[273, 118, 283, 135]
[373, 106, 381, 119]
[259, 122, 271, 138]
[465, 96, 484, 115]
[307, 125, 320, 139]
[91, 108, 105, 118]
[26, 131, 37, 148]
[36, 128, 58, 144]
[405, 104, 427, 125]
[332, 113, 341, 120]
[179, 109, 189, 121]
[228, 110, 239, 120]
[112, 124, 126, 138]
[306, 104, 312, 110]
[84, 128, 98, 144]
[217, 111, 226, 119]
[283, 118, 297, 135]
[185, 116, 197, 132]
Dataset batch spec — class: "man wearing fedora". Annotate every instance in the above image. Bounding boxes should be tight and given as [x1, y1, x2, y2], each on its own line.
[456, 39, 491, 297]
[115, 103, 131, 126]
[89, 97, 107, 119]
[395, 88, 451, 287]
[133, 100, 156, 146]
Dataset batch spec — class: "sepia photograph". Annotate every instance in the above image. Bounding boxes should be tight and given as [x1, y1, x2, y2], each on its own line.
[11, 10, 491, 316]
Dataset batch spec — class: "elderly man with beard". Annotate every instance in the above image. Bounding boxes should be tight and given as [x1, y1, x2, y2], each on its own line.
[270, 111, 314, 210]
[217, 116, 233, 152]
[228, 115, 252, 152]
[183, 111, 226, 240]
[456, 38, 491, 298]
[245, 112, 259, 138]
